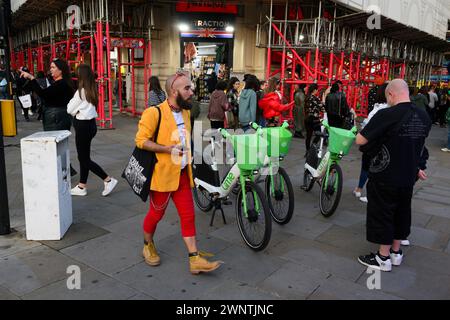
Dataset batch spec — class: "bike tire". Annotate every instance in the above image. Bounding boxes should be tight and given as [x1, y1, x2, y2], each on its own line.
[236, 181, 272, 251]
[265, 167, 295, 225]
[193, 185, 214, 212]
[319, 164, 343, 218]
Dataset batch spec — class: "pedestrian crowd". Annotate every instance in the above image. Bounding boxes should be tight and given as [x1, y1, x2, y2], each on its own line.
[3, 59, 449, 276]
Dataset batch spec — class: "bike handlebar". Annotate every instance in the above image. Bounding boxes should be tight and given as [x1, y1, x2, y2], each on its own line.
[249, 121, 290, 130]
[219, 128, 232, 139]
[321, 120, 358, 136]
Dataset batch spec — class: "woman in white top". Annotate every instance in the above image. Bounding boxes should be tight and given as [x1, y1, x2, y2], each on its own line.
[67, 64, 117, 196]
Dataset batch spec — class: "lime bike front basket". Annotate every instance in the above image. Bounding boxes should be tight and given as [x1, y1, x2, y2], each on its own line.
[231, 133, 267, 171]
[327, 126, 356, 156]
[262, 126, 293, 157]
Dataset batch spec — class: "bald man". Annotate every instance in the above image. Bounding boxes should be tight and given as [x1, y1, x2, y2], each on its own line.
[136, 72, 222, 275]
[355, 79, 431, 272]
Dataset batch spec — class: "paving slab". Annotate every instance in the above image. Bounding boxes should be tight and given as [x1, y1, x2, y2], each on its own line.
[266, 236, 367, 282]
[356, 265, 450, 300]
[0, 230, 41, 258]
[0, 285, 21, 300]
[426, 216, 450, 234]
[0, 246, 89, 297]
[408, 226, 450, 252]
[198, 280, 282, 300]
[103, 215, 180, 245]
[258, 261, 330, 299]
[61, 233, 143, 276]
[314, 225, 374, 256]
[402, 246, 450, 276]
[22, 268, 139, 300]
[215, 245, 288, 286]
[274, 216, 333, 240]
[114, 253, 225, 299]
[40, 222, 110, 251]
[308, 275, 403, 300]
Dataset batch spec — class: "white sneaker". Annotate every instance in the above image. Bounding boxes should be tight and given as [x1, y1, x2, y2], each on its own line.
[71, 185, 87, 196]
[390, 249, 403, 266]
[400, 239, 410, 246]
[102, 178, 118, 196]
[359, 196, 368, 203]
[441, 148, 450, 153]
[29, 110, 34, 116]
[353, 190, 362, 198]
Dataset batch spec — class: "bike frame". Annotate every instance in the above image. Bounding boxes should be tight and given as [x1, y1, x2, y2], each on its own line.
[194, 134, 262, 218]
[304, 132, 343, 190]
[249, 122, 289, 196]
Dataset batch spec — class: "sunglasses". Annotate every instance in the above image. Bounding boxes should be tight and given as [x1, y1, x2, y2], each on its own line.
[171, 71, 186, 89]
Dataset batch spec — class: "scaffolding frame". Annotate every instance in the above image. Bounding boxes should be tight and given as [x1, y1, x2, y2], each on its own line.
[10, 0, 156, 127]
[257, 0, 445, 118]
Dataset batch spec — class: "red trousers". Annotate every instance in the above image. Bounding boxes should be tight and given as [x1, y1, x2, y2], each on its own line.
[143, 169, 196, 237]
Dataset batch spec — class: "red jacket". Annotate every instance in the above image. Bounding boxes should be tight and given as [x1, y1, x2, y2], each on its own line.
[258, 92, 290, 119]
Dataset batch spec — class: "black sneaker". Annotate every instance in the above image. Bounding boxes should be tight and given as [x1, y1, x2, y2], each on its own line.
[358, 252, 392, 272]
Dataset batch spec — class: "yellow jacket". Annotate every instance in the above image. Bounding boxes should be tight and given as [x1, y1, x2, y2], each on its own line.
[135, 100, 193, 192]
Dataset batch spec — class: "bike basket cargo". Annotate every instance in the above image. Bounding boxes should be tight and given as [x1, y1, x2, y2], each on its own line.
[327, 126, 355, 155]
[231, 133, 267, 171]
[262, 126, 293, 157]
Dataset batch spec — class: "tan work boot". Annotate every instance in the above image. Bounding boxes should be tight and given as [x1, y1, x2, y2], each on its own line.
[189, 253, 222, 275]
[143, 241, 161, 266]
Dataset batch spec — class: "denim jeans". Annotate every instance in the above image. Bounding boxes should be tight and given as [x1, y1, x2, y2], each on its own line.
[447, 124, 450, 149]
[0, 86, 8, 99]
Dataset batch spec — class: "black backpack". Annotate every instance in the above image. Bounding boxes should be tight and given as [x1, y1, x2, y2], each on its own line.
[328, 92, 349, 117]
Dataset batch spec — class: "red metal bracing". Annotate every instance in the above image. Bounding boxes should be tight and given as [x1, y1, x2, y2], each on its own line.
[264, 18, 409, 119]
[266, 28, 388, 118]
[114, 39, 152, 117]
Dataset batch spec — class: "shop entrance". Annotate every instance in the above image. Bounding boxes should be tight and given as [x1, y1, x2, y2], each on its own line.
[180, 38, 233, 102]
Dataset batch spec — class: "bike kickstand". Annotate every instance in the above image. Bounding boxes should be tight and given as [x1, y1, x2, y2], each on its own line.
[210, 201, 227, 227]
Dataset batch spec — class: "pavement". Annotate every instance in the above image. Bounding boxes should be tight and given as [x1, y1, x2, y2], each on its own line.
[1, 102, 450, 300]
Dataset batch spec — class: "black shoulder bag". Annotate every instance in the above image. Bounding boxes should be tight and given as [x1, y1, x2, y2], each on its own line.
[122, 107, 162, 202]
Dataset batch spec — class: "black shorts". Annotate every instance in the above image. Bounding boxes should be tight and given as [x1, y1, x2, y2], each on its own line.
[366, 180, 413, 245]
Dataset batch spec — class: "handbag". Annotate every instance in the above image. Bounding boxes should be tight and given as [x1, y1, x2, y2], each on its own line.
[122, 107, 161, 202]
[18, 94, 33, 109]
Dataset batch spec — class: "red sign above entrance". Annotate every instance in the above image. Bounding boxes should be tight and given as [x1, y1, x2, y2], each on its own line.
[111, 38, 144, 49]
[176, 1, 238, 15]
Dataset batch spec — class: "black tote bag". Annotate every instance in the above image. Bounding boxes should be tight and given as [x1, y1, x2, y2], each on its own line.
[122, 107, 161, 202]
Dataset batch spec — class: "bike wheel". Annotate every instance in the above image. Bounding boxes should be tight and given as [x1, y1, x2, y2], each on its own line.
[319, 164, 343, 218]
[302, 169, 315, 192]
[193, 185, 213, 212]
[236, 181, 272, 251]
[265, 167, 294, 225]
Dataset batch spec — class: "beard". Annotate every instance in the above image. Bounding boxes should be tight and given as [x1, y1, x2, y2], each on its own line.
[176, 94, 193, 110]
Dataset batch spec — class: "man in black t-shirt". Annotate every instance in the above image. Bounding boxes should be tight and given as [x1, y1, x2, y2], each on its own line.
[356, 79, 431, 272]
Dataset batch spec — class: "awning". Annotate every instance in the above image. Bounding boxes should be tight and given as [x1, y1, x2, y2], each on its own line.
[335, 11, 450, 53]
[11, 0, 147, 31]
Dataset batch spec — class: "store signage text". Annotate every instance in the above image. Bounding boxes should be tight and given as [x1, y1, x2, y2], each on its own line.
[176, 0, 238, 14]
[194, 20, 230, 28]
